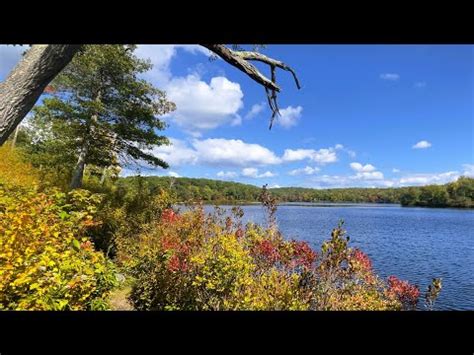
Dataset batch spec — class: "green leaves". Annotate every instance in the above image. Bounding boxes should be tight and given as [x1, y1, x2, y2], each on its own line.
[72, 239, 81, 251]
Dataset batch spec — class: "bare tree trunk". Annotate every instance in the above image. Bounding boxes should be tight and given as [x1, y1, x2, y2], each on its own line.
[10, 125, 19, 149]
[99, 166, 108, 185]
[69, 143, 89, 189]
[69, 90, 101, 189]
[0, 45, 81, 145]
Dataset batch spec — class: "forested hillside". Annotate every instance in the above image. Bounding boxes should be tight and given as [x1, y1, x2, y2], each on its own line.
[117, 175, 474, 207]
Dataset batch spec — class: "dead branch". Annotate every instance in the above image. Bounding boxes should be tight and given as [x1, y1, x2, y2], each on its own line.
[201, 44, 301, 129]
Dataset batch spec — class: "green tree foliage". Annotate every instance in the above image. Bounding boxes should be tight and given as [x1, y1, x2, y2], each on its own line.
[25, 45, 175, 189]
[115, 175, 473, 208]
[400, 177, 474, 208]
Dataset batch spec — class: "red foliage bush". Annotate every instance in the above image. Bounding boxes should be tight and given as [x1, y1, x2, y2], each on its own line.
[387, 275, 420, 309]
[255, 239, 280, 264]
[161, 208, 180, 224]
[351, 248, 372, 271]
[290, 240, 317, 269]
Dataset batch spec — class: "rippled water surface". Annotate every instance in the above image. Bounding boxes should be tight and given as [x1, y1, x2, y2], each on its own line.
[200, 203, 474, 310]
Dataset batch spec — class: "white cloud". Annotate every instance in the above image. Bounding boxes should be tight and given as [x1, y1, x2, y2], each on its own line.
[135, 45, 244, 135]
[241, 168, 276, 178]
[0, 45, 26, 79]
[289, 166, 320, 176]
[165, 74, 244, 134]
[308, 174, 392, 188]
[399, 171, 458, 185]
[462, 164, 474, 177]
[412, 140, 432, 149]
[380, 73, 400, 81]
[149, 138, 199, 166]
[335, 144, 344, 150]
[168, 171, 181, 178]
[353, 171, 384, 180]
[135, 45, 178, 86]
[193, 138, 282, 167]
[282, 146, 338, 165]
[349, 162, 383, 180]
[350, 162, 376, 173]
[245, 102, 266, 119]
[269, 184, 281, 189]
[392, 168, 400, 173]
[282, 149, 315, 162]
[151, 138, 282, 169]
[135, 45, 210, 87]
[217, 171, 238, 179]
[414, 81, 427, 88]
[275, 105, 303, 128]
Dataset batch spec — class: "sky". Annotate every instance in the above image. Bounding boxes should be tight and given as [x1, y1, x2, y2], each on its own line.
[1, 44, 473, 188]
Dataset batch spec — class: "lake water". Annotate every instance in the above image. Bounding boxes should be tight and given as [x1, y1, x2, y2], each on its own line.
[201, 203, 474, 310]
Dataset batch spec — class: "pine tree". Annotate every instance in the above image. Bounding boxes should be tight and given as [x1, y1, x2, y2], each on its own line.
[30, 45, 175, 188]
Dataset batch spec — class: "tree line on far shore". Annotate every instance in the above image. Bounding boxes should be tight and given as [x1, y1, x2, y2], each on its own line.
[117, 175, 474, 208]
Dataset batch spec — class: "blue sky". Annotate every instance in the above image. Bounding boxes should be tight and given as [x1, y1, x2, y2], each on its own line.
[1, 45, 473, 188]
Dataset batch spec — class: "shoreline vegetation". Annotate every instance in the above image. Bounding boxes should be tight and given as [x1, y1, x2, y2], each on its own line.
[118, 175, 474, 209]
[0, 146, 445, 310]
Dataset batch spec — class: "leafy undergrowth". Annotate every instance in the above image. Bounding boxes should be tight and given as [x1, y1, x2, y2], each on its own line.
[122, 187, 441, 311]
[0, 147, 441, 311]
[0, 147, 116, 310]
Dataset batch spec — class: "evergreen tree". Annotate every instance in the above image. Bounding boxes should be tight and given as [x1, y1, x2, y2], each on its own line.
[29, 45, 175, 188]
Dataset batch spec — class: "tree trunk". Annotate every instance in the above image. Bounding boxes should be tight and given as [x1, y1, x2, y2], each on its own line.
[69, 90, 101, 189]
[69, 143, 89, 189]
[100, 166, 108, 185]
[10, 125, 19, 149]
[0, 45, 81, 145]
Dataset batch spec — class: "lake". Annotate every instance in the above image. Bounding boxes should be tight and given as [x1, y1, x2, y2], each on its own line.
[201, 203, 474, 310]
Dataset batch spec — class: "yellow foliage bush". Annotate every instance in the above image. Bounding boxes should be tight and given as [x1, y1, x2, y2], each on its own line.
[0, 145, 38, 188]
[0, 178, 117, 310]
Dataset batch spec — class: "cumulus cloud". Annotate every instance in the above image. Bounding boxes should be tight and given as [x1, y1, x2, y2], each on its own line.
[282, 146, 338, 165]
[275, 105, 303, 128]
[349, 162, 384, 180]
[149, 138, 199, 166]
[150, 137, 282, 168]
[135, 45, 244, 134]
[241, 168, 276, 178]
[165, 74, 244, 134]
[399, 171, 458, 185]
[462, 164, 474, 177]
[244, 102, 266, 119]
[350, 162, 376, 173]
[380, 73, 400, 81]
[193, 138, 281, 167]
[217, 171, 238, 179]
[353, 171, 384, 180]
[392, 168, 400, 173]
[288, 166, 320, 176]
[168, 171, 181, 178]
[412, 140, 432, 149]
[309, 175, 393, 188]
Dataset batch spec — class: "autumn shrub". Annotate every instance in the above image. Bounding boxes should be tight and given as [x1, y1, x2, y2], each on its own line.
[0, 179, 117, 310]
[126, 198, 437, 311]
[0, 145, 39, 189]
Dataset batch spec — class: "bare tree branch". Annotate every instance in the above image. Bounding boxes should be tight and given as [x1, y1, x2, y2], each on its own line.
[201, 44, 301, 129]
